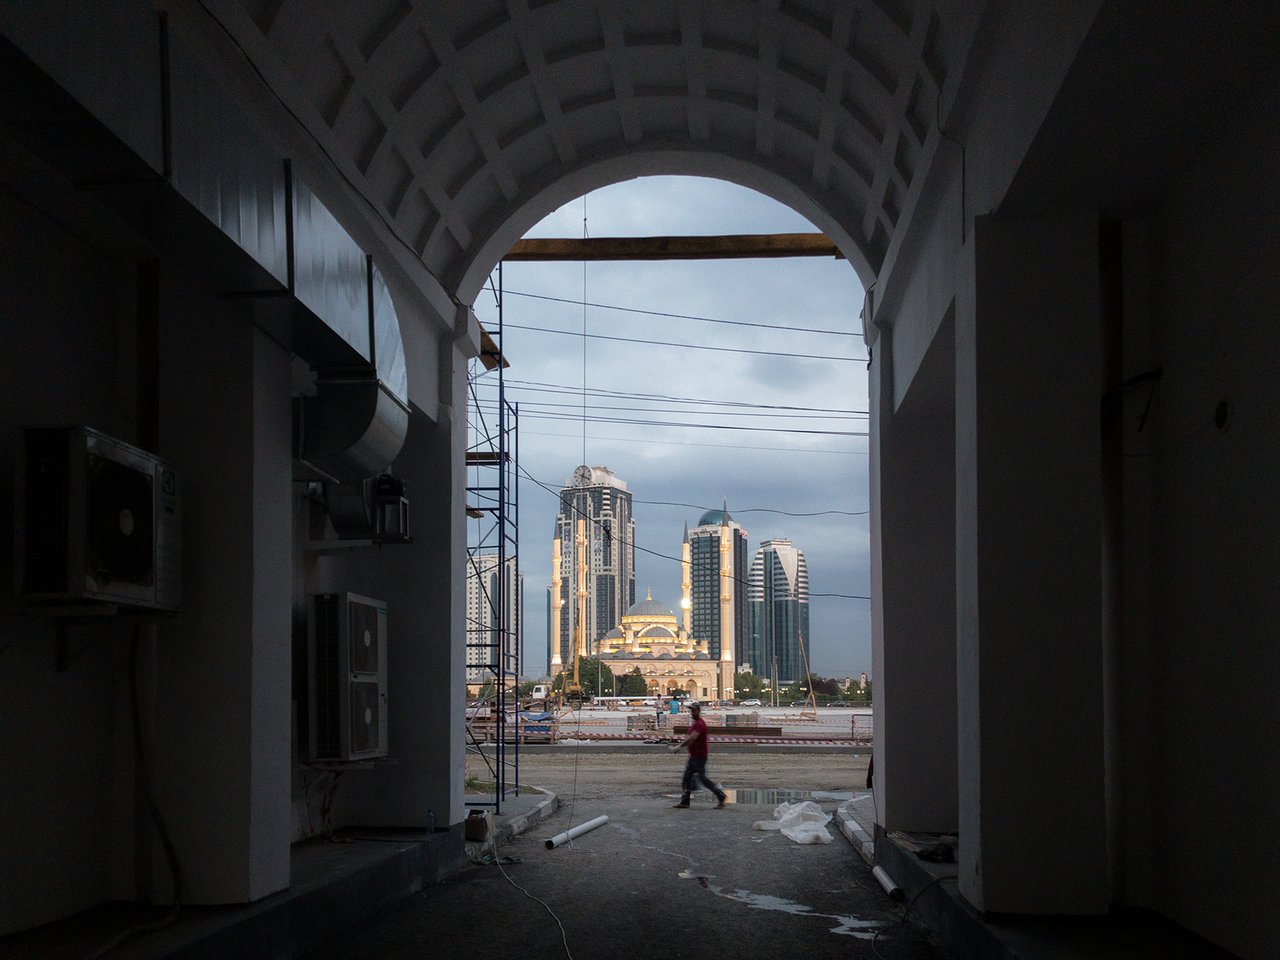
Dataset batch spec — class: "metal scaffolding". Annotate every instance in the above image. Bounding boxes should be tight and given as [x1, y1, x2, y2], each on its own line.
[464, 263, 520, 813]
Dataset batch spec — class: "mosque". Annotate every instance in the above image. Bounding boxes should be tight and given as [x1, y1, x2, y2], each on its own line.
[555, 505, 741, 701]
[596, 590, 721, 700]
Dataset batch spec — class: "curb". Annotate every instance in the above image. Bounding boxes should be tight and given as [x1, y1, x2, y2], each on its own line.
[835, 803, 875, 864]
[487, 788, 560, 847]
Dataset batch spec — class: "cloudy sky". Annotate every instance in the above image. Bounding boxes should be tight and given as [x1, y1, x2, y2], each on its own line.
[469, 176, 870, 680]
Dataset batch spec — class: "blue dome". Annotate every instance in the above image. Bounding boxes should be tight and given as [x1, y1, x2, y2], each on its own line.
[697, 508, 733, 526]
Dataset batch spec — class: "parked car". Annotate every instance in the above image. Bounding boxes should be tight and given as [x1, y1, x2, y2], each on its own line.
[740, 698, 762, 707]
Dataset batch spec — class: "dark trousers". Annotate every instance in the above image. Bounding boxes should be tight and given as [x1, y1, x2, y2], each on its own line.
[681, 755, 725, 801]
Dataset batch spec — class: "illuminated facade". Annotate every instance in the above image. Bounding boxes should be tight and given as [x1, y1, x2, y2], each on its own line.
[549, 465, 635, 672]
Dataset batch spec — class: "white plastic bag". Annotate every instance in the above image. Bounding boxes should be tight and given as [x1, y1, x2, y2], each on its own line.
[751, 800, 833, 844]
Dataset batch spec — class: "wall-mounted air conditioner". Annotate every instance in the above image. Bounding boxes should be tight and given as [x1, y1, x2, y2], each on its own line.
[16, 427, 180, 611]
[307, 592, 388, 761]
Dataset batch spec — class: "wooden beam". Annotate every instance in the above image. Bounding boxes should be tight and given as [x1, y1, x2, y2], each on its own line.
[504, 233, 841, 261]
[477, 326, 509, 370]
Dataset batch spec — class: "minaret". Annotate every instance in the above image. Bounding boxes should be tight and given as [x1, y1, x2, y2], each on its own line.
[718, 499, 736, 699]
[549, 530, 563, 672]
[680, 519, 692, 636]
[574, 517, 588, 668]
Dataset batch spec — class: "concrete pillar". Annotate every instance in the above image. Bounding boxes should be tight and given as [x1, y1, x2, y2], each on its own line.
[157, 294, 293, 904]
[955, 214, 1108, 914]
[869, 320, 958, 834]
[343, 338, 468, 827]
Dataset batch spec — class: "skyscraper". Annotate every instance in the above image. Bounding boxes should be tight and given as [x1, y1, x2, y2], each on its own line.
[548, 465, 635, 672]
[686, 503, 749, 665]
[747, 539, 810, 686]
[464, 552, 523, 685]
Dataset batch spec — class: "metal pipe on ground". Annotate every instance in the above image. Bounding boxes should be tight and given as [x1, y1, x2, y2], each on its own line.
[544, 815, 609, 850]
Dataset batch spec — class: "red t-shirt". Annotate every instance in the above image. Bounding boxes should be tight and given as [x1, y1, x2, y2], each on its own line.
[686, 716, 710, 758]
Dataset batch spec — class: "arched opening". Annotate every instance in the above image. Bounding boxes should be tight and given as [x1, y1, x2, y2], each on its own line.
[464, 171, 873, 750]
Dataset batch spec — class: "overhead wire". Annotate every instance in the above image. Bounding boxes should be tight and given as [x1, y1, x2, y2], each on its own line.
[471, 397, 867, 421]
[477, 409, 865, 436]
[478, 377, 867, 415]
[518, 428, 867, 456]
[633, 498, 869, 518]
[501, 321, 866, 362]
[501, 288, 859, 337]
[523, 466, 869, 601]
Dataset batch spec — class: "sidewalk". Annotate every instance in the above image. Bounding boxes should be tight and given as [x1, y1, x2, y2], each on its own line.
[0, 788, 559, 960]
[836, 793, 1235, 960]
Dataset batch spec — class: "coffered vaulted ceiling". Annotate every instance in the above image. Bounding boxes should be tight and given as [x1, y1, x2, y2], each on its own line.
[220, 0, 967, 301]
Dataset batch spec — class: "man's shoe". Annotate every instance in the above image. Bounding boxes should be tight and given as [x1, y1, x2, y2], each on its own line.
[714, 799, 727, 809]
[673, 801, 690, 808]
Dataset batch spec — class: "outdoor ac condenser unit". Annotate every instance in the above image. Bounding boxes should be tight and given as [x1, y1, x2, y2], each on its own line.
[307, 592, 388, 761]
[17, 426, 180, 611]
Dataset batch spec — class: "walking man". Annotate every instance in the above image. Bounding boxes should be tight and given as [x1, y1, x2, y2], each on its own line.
[671, 702, 727, 808]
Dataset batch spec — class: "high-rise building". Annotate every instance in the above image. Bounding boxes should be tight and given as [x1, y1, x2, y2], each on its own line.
[465, 552, 523, 684]
[549, 465, 635, 672]
[747, 539, 810, 686]
[686, 503, 749, 665]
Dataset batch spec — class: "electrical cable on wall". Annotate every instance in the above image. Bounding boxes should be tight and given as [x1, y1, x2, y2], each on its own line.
[84, 626, 184, 960]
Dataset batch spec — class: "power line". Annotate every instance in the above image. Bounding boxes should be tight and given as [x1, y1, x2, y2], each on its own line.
[472, 398, 867, 421]
[517, 428, 868, 455]
[633, 498, 869, 517]
[502, 321, 865, 362]
[502, 288, 860, 337]
[521, 466, 870, 600]
[487, 410, 866, 436]
[475, 377, 867, 415]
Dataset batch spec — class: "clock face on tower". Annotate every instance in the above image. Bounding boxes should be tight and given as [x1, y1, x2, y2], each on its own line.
[572, 464, 592, 486]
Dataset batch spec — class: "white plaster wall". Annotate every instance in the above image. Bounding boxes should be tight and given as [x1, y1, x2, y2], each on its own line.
[340, 340, 468, 828]
[1141, 65, 1280, 960]
[957, 213, 1108, 914]
[0, 193, 133, 935]
[870, 317, 957, 835]
[874, 1, 1100, 410]
[155, 270, 292, 904]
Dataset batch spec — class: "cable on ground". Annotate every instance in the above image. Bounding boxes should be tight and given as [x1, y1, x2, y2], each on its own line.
[488, 832, 575, 960]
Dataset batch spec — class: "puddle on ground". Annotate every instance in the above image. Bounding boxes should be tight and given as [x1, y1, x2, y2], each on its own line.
[722, 788, 855, 805]
[677, 869, 883, 938]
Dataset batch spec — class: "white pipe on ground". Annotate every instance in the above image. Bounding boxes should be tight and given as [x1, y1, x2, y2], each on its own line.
[872, 865, 904, 902]
[544, 814, 610, 849]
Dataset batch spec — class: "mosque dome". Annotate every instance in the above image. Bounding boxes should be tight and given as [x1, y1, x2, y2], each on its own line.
[639, 625, 675, 639]
[696, 507, 734, 527]
[624, 589, 675, 619]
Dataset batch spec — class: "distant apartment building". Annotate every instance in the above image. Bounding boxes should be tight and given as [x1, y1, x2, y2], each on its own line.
[549, 465, 635, 671]
[747, 539, 810, 685]
[686, 503, 749, 665]
[465, 552, 523, 684]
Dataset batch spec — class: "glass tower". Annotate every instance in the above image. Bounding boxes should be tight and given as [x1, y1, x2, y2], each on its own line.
[687, 505, 749, 663]
[553, 465, 635, 667]
[746, 539, 810, 686]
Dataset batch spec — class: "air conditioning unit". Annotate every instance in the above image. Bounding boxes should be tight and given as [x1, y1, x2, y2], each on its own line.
[17, 427, 180, 611]
[307, 592, 388, 761]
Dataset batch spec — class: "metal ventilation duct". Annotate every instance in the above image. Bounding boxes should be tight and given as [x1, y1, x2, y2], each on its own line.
[0, 6, 411, 484]
[290, 180, 410, 484]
